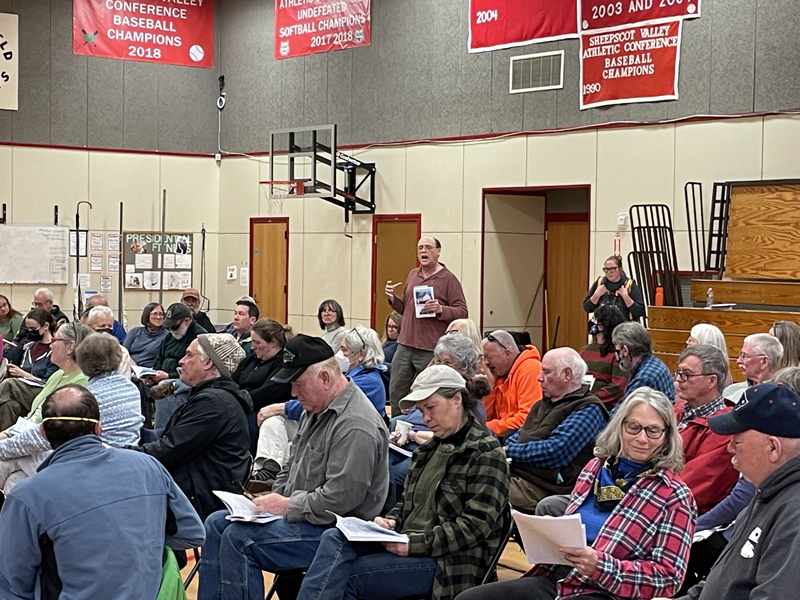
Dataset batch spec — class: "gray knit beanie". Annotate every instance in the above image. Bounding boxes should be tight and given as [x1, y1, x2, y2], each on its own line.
[197, 333, 245, 378]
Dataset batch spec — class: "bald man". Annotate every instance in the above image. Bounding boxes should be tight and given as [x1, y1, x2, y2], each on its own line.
[385, 236, 468, 415]
[504, 348, 607, 513]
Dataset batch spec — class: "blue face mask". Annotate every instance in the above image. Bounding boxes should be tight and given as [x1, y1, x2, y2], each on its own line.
[588, 321, 599, 336]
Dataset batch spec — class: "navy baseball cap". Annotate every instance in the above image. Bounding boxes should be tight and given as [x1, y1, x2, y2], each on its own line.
[708, 383, 800, 438]
[271, 334, 335, 383]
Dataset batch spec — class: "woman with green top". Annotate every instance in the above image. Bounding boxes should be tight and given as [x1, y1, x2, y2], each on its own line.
[0, 294, 23, 346]
[0, 322, 93, 435]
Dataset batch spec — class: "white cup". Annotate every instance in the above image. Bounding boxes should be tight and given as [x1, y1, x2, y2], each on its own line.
[394, 420, 413, 445]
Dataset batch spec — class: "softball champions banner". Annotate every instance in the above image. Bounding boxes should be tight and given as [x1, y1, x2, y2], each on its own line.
[72, 0, 214, 68]
[580, 20, 681, 109]
[579, 0, 700, 32]
[0, 13, 18, 111]
[468, 0, 578, 52]
[275, 0, 370, 60]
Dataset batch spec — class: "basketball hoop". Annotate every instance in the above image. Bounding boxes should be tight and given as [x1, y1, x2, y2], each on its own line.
[260, 180, 305, 215]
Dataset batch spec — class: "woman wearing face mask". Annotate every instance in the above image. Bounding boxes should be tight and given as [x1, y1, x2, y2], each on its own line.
[87, 306, 132, 379]
[580, 304, 630, 409]
[0, 309, 58, 425]
[338, 325, 387, 416]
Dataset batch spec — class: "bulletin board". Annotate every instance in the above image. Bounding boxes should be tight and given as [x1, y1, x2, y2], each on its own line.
[122, 231, 194, 291]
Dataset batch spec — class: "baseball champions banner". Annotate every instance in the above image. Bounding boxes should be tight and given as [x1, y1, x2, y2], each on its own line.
[469, 0, 578, 52]
[275, 0, 370, 60]
[580, 20, 681, 109]
[73, 0, 215, 68]
[0, 13, 18, 111]
[579, 0, 700, 32]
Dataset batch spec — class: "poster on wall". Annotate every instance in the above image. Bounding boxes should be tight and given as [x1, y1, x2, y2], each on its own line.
[468, 0, 578, 53]
[580, 20, 681, 109]
[72, 0, 214, 68]
[122, 232, 193, 290]
[275, 0, 370, 59]
[0, 13, 18, 111]
[579, 0, 700, 33]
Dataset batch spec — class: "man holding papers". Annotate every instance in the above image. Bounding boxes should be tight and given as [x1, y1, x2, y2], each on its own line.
[295, 365, 509, 600]
[459, 387, 695, 600]
[198, 335, 389, 600]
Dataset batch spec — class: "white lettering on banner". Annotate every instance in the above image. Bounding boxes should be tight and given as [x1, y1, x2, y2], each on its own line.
[112, 15, 178, 31]
[279, 0, 316, 8]
[104, 1, 188, 18]
[107, 29, 183, 46]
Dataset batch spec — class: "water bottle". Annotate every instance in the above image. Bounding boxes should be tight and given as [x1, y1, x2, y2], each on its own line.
[706, 287, 714, 308]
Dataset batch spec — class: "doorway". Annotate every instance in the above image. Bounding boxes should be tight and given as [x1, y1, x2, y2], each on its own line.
[371, 214, 421, 330]
[249, 217, 289, 323]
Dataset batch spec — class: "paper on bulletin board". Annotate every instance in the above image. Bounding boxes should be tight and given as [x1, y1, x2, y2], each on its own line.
[107, 233, 120, 252]
[90, 254, 103, 272]
[135, 253, 153, 269]
[143, 271, 161, 290]
[108, 255, 120, 272]
[163, 254, 176, 270]
[90, 233, 103, 251]
[100, 276, 112, 294]
[175, 254, 192, 269]
[126, 273, 143, 288]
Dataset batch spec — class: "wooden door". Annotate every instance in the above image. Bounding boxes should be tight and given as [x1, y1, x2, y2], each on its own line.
[250, 218, 289, 323]
[545, 219, 589, 351]
[371, 216, 421, 330]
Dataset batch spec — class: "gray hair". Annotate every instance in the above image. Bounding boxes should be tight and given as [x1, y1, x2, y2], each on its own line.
[745, 333, 783, 369]
[35, 288, 53, 301]
[595, 387, 685, 474]
[612, 322, 652, 357]
[57, 322, 94, 358]
[434, 333, 481, 377]
[773, 366, 800, 394]
[679, 344, 728, 394]
[342, 325, 384, 369]
[196, 343, 221, 379]
[306, 355, 343, 379]
[547, 348, 587, 385]
[689, 324, 728, 357]
[87, 305, 114, 324]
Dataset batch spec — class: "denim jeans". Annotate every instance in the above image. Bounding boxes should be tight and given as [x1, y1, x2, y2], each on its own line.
[298, 528, 436, 600]
[198, 511, 332, 600]
[388, 452, 411, 488]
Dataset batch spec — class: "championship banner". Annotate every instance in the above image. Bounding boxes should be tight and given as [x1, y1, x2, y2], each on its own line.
[275, 0, 370, 60]
[72, 0, 214, 68]
[0, 13, 18, 111]
[580, 20, 681, 109]
[580, 0, 700, 32]
[468, 0, 578, 53]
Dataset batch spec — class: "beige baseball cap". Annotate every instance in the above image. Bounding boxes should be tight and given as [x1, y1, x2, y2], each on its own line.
[399, 365, 467, 411]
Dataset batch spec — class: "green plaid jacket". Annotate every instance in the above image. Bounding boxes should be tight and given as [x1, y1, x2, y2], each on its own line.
[386, 420, 510, 600]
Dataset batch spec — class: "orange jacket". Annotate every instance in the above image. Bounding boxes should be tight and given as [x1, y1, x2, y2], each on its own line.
[483, 345, 543, 436]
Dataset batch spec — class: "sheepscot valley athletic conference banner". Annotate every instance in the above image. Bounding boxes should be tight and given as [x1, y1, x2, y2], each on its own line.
[275, 0, 371, 60]
[468, 0, 578, 52]
[72, 0, 214, 68]
[580, 20, 681, 109]
[579, 0, 700, 32]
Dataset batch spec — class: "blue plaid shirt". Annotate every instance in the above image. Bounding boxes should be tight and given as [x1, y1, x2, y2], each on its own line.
[505, 403, 607, 469]
[622, 353, 675, 403]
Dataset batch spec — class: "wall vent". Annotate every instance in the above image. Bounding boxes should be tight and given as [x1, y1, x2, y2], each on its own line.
[509, 51, 564, 94]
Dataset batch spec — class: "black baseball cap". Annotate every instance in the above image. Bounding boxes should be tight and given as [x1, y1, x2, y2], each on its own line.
[271, 334, 335, 383]
[163, 303, 192, 329]
[708, 383, 800, 438]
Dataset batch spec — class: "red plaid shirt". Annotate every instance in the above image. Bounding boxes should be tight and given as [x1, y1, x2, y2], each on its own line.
[528, 457, 696, 599]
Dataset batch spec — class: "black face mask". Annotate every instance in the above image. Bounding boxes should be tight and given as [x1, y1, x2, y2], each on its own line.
[96, 328, 114, 336]
[26, 328, 44, 342]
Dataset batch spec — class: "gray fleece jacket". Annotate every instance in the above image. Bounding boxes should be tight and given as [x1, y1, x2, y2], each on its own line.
[682, 452, 800, 600]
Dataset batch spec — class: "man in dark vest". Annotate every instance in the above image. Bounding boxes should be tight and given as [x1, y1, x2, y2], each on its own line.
[505, 347, 608, 513]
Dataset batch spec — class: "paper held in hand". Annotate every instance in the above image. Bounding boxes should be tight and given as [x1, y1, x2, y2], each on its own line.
[413, 285, 436, 318]
[131, 365, 158, 379]
[330, 512, 409, 543]
[511, 510, 586, 566]
[213, 491, 282, 524]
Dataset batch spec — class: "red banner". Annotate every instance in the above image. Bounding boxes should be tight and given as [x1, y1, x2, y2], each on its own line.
[580, 20, 681, 109]
[275, 0, 370, 60]
[72, 0, 214, 68]
[468, 0, 578, 53]
[580, 0, 699, 32]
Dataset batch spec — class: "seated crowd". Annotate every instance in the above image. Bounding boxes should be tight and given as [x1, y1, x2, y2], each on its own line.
[2, 247, 800, 600]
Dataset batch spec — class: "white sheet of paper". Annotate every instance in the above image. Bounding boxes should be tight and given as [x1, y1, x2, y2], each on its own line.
[175, 254, 192, 269]
[413, 285, 436, 318]
[163, 254, 176, 270]
[143, 271, 161, 290]
[108, 255, 120, 272]
[90, 253, 103, 272]
[91, 233, 103, 251]
[107, 234, 120, 252]
[213, 491, 281, 524]
[125, 263, 135, 273]
[331, 513, 409, 543]
[135, 253, 153, 269]
[511, 510, 587, 566]
[240, 267, 249, 287]
[100, 276, 112, 294]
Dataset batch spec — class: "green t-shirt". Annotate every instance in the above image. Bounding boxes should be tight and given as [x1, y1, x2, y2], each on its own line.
[3, 369, 89, 433]
[0, 313, 23, 342]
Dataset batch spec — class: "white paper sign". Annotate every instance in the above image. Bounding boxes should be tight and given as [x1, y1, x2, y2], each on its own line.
[73, 273, 91, 290]
[107, 234, 120, 252]
[134, 253, 153, 269]
[90, 233, 103, 251]
[126, 273, 143, 288]
[175, 254, 192, 269]
[100, 275, 112, 294]
[163, 254, 176, 270]
[143, 271, 161, 290]
[108, 254, 120, 272]
[0, 13, 18, 111]
[90, 253, 103, 272]
[240, 267, 249, 287]
[226, 266, 237, 281]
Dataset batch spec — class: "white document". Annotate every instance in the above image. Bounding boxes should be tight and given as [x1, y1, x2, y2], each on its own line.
[163, 254, 176, 270]
[91, 233, 104, 252]
[132, 365, 158, 379]
[143, 271, 161, 291]
[240, 267, 249, 287]
[107, 234, 120, 252]
[389, 443, 413, 458]
[18, 377, 46, 388]
[331, 512, 409, 543]
[175, 254, 192, 269]
[511, 510, 587, 566]
[135, 253, 153, 269]
[100, 276, 112, 294]
[90, 253, 103, 272]
[10, 417, 37, 436]
[413, 285, 436, 318]
[213, 491, 282, 524]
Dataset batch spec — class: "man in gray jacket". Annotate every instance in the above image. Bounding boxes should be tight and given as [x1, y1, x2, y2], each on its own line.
[198, 334, 389, 600]
[676, 382, 800, 600]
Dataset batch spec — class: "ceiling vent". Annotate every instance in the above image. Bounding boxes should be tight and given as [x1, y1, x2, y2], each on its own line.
[510, 51, 564, 94]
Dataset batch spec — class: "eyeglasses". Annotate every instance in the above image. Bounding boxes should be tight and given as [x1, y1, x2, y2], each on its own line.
[602, 267, 619, 273]
[386, 324, 399, 330]
[51, 337, 65, 343]
[614, 347, 626, 362]
[623, 420, 665, 439]
[151, 312, 165, 319]
[738, 352, 766, 360]
[673, 370, 710, 382]
[350, 327, 366, 350]
[32, 302, 45, 308]
[485, 333, 508, 351]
